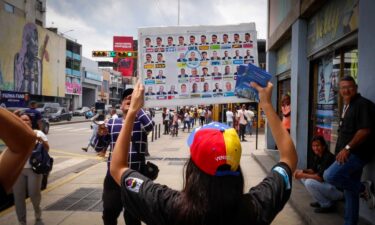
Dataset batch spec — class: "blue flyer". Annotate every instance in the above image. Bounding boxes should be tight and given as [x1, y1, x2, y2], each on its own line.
[235, 63, 272, 100]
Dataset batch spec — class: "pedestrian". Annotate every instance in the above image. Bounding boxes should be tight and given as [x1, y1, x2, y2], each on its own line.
[25, 101, 42, 130]
[0, 108, 36, 209]
[294, 136, 343, 213]
[162, 108, 170, 135]
[324, 76, 375, 225]
[226, 108, 234, 127]
[281, 94, 291, 133]
[206, 107, 213, 124]
[13, 113, 49, 225]
[199, 107, 206, 126]
[183, 109, 191, 132]
[95, 88, 154, 225]
[110, 81, 297, 225]
[110, 108, 118, 119]
[237, 104, 248, 141]
[245, 107, 255, 135]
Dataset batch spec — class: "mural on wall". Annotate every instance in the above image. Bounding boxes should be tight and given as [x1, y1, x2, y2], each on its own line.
[0, 11, 65, 97]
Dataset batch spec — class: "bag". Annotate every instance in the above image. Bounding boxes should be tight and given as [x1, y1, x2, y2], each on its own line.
[142, 161, 159, 180]
[29, 143, 54, 175]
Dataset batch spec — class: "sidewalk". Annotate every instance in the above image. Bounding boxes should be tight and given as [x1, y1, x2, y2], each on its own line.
[0, 127, 306, 225]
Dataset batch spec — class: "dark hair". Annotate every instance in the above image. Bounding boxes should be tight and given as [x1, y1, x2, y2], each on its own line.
[311, 135, 328, 150]
[281, 94, 290, 106]
[340, 75, 357, 84]
[174, 159, 244, 225]
[121, 88, 133, 101]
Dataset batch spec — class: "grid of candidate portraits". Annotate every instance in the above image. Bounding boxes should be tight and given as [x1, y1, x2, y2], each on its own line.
[141, 32, 256, 100]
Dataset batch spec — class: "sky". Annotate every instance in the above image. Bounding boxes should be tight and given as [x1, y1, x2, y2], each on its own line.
[46, 0, 268, 60]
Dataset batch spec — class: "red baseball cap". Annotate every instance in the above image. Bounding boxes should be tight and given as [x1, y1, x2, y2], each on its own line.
[188, 124, 242, 176]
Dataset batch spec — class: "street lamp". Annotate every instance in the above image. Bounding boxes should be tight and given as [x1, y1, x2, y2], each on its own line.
[61, 29, 74, 35]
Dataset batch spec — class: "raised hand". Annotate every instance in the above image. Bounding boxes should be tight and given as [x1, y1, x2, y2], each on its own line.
[129, 81, 145, 113]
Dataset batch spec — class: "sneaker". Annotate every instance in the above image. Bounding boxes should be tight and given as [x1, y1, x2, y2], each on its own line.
[81, 147, 88, 152]
[361, 180, 375, 209]
[310, 202, 321, 208]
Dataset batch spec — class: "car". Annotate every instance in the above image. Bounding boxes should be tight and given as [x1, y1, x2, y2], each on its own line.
[6, 107, 50, 134]
[48, 107, 72, 122]
[73, 106, 91, 116]
[36, 102, 60, 117]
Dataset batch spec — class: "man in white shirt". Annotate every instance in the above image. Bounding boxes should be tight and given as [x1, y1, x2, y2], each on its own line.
[245, 107, 255, 135]
[226, 109, 234, 127]
[237, 104, 248, 141]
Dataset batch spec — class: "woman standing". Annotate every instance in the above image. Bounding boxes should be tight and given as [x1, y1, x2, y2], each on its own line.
[13, 113, 49, 225]
[281, 94, 291, 133]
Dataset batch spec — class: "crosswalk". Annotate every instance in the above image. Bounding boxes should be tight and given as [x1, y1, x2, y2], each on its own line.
[50, 126, 93, 134]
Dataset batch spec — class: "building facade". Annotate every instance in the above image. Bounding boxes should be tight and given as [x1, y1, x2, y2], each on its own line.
[64, 39, 82, 110]
[267, 0, 375, 221]
[80, 57, 103, 108]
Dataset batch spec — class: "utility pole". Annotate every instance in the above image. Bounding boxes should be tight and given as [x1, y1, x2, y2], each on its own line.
[177, 0, 180, 26]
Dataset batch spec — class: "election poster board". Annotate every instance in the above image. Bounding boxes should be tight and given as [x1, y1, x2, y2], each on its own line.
[138, 23, 258, 107]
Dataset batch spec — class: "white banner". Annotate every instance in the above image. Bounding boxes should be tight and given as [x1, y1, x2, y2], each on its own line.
[138, 23, 258, 107]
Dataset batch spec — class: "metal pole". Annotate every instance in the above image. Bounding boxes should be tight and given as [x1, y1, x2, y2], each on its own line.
[158, 124, 161, 138]
[256, 103, 259, 150]
[151, 128, 154, 142]
[177, 0, 180, 26]
[154, 126, 157, 140]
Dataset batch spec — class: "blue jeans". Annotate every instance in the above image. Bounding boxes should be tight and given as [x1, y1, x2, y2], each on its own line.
[301, 178, 343, 208]
[323, 154, 366, 225]
[227, 121, 233, 127]
[246, 121, 253, 135]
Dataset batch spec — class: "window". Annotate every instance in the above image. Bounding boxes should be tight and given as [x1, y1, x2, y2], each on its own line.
[311, 48, 358, 153]
[4, 2, 14, 13]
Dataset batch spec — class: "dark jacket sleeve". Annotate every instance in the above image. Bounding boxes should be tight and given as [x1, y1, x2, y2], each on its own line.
[248, 162, 292, 224]
[121, 169, 180, 225]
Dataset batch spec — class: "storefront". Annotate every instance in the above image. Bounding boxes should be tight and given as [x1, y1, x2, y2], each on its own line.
[267, 0, 375, 221]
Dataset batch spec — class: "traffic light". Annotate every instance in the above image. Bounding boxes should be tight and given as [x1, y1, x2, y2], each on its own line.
[92, 51, 108, 57]
[117, 51, 137, 58]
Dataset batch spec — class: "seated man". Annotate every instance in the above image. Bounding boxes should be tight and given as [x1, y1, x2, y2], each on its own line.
[294, 136, 343, 213]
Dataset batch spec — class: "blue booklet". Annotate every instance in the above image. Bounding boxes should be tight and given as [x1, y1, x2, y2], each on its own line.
[235, 64, 272, 100]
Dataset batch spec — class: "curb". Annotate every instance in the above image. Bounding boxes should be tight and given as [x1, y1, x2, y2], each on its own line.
[49, 120, 90, 126]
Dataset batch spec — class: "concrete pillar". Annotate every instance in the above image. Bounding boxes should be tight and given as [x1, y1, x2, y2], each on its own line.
[290, 19, 309, 169]
[265, 51, 277, 149]
[358, 0, 375, 221]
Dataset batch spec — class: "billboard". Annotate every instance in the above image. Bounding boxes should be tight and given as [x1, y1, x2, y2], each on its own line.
[65, 77, 82, 95]
[0, 11, 66, 97]
[139, 23, 258, 107]
[113, 36, 134, 77]
[0, 90, 30, 108]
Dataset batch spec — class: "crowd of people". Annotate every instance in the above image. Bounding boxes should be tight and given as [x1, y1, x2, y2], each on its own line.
[0, 76, 374, 225]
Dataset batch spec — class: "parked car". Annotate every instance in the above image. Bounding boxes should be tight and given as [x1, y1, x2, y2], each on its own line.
[73, 106, 90, 116]
[6, 107, 50, 134]
[48, 107, 72, 122]
[36, 102, 60, 117]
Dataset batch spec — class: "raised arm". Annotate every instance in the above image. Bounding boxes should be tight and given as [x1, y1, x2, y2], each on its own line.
[110, 81, 145, 185]
[0, 108, 37, 192]
[251, 82, 297, 172]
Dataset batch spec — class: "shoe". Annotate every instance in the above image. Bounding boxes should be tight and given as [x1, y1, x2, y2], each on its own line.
[81, 147, 88, 152]
[314, 206, 334, 213]
[361, 180, 375, 209]
[310, 202, 321, 208]
[241, 139, 247, 142]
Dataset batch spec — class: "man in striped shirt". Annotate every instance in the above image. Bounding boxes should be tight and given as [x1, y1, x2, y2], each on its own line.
[95, 88, 154, 225]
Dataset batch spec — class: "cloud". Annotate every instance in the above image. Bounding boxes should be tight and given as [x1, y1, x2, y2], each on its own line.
[46, 0, 267, 59]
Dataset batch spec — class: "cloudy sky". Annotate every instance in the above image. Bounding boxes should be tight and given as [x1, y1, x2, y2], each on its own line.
[46, 0, 267, 60]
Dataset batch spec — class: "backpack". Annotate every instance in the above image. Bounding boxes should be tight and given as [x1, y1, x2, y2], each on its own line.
[29, 143, 54, 175]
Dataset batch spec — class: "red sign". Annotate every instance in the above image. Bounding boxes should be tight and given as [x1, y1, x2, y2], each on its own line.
[113, 36, 134, 77]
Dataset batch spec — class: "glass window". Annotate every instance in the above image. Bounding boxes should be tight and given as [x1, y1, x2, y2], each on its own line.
[312, 48, 358, 153]
[4, 3, 14, 13]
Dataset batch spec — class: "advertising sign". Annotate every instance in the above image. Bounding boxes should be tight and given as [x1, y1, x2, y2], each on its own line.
[0, 90, 29, 108]
[113, 36, 134, 77]
[0, 11, 66, 97]
[139, 23, 258, 107]
[65, 77, 82, 95]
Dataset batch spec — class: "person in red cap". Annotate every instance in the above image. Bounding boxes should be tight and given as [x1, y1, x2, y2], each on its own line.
[110, 81, 297, 225]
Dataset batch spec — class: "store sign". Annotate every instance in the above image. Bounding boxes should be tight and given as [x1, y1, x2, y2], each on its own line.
[307, 0, 358, 55]
[276, 41, 291, 75]
[0, 90, 29, 108]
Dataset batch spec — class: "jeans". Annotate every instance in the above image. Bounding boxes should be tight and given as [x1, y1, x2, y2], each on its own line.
[102, 175, 140, 225]
[13, 168, 42, 225]
[227, 121, 233, 128]
[239, 124, 246, 140]
[323, 154, 366, 225]
[301, 178, 343, 208]
[246, 121, 253, 135]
